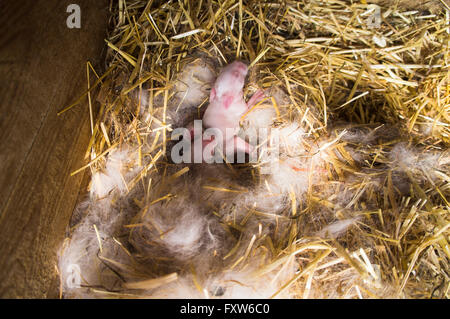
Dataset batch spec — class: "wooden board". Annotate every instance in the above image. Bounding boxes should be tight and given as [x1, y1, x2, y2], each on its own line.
[0, 0, 109, 298]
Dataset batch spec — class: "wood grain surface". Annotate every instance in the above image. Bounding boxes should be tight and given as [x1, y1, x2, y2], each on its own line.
[0, 0, 109, 298]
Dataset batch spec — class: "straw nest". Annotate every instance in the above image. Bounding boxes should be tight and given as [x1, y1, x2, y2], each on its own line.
[58, 0, 449, 299]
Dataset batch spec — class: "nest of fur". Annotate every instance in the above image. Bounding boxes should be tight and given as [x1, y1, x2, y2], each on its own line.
[58, 0, 449, 299]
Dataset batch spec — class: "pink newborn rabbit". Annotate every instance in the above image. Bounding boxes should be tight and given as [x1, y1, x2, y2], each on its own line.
[195, 61, 264, 162]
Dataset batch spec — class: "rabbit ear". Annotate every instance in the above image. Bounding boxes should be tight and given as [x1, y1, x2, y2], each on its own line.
[246, 89, 266, 109]
[210, 87, 216, 101]
[222, 94, 234, 109]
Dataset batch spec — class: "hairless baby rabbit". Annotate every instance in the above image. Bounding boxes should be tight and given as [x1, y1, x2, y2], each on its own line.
[191, 60, 265, 162]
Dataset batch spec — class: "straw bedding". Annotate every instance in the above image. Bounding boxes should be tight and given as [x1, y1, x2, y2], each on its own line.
[58, 0, 449, 298]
